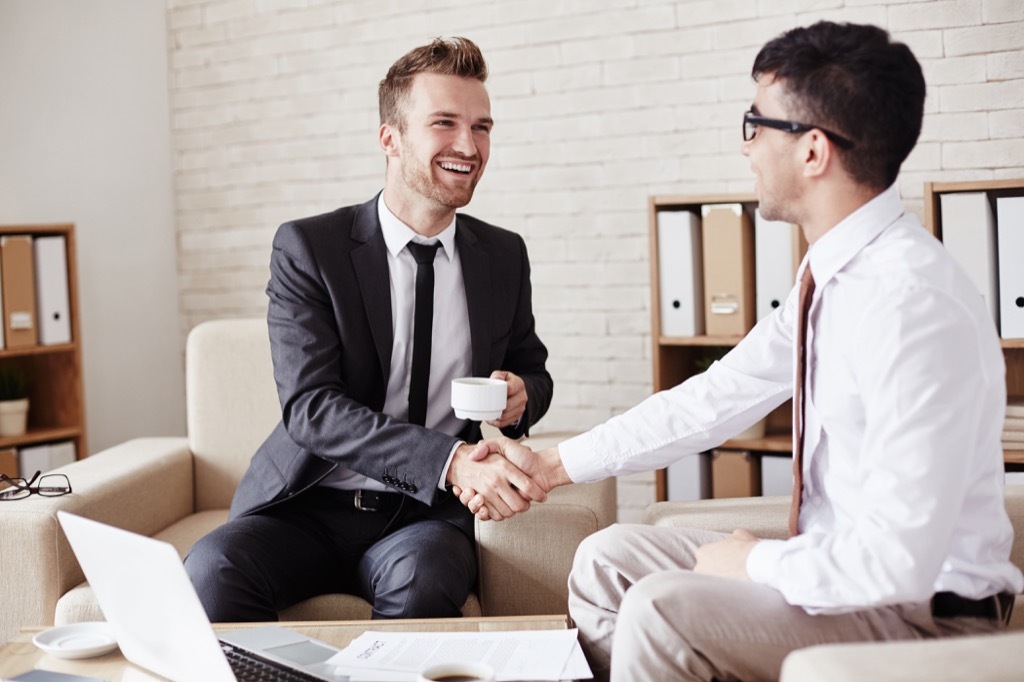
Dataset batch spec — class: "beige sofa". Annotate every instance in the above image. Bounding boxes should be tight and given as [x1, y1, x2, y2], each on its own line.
[645, 488, 1024, 681]
[0, 318, 616, 645]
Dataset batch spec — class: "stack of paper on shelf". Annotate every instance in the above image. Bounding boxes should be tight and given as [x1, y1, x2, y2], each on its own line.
[1005, 398, 1024, 451]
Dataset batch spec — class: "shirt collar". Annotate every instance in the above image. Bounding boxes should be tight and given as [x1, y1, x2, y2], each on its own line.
[801, 183, 906, 287]
[377, 192, 457, 262]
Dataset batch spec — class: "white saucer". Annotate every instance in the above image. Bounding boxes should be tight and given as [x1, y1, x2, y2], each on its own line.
[454, 408, 502, 421]
[32, 622, 118, 659]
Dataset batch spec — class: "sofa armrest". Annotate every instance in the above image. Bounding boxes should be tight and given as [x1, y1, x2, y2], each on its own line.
[643, 495, 790, 539]
[476, 479, 617, 617]
[0, 437, 192, 644]
[781, 631, 1024, 682]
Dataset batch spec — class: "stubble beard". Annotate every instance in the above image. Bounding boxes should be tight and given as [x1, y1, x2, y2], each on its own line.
[402, 153, 479, 211]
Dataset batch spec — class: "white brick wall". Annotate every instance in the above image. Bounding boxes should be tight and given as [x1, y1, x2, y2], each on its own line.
[167, 0, 1024, 518]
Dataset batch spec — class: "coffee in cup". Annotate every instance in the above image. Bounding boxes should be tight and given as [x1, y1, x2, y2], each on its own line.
[418, 661, 495, 682]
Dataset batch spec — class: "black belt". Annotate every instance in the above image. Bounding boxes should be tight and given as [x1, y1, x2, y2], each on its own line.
[931, 591, 1015, 623]
[336, 489, 404, 513]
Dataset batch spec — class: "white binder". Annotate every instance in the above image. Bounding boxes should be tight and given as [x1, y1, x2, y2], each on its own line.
[34, 235, 72, 345]
[657, 210, 704, 336]
[17, 444, 50, 475]
[941, 192, 999, 328]
[667, 452, 710, 501]
[754, 211, 795, 320]
[49, 440, 77, 468]
[997, 196, 1024, 338]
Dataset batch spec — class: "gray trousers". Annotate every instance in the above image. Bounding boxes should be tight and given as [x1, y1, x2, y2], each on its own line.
[184, 486, 476, 622]
[568, 524, 1003, 682]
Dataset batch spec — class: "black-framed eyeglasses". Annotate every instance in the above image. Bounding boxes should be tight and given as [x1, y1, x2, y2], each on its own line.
[743, 110, 855, 149]
[0, 470, 72, 500]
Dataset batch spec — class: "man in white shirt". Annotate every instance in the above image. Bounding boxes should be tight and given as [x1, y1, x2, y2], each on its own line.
[458, 21, 1023, 681]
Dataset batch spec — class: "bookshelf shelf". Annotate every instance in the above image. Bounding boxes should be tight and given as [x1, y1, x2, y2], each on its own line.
[0, 224, 85, 474]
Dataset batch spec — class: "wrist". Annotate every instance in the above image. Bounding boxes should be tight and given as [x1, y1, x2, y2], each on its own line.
[540, 446, 572, 488]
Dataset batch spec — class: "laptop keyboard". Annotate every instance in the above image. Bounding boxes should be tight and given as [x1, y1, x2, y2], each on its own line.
[220, 641, 325, 682]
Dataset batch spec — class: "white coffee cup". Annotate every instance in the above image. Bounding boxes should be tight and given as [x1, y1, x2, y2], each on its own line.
[450, 377, 507, 421]
[418, 661, 495, 682]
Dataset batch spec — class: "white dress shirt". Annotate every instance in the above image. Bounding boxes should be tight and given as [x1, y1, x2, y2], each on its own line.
[320, 193, 471, 492]
[560, 185, 1024, 613]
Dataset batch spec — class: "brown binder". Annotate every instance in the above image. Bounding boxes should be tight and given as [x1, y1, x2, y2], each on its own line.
[0, 235, 38, 348]
[711, 450, 762, 499]
[0, 447, 16, 478]
[702, 204, 756, 337]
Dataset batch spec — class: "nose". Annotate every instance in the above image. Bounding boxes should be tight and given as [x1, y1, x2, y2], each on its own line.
[452, 124, 477, 157]
[741, 137, 752, 157]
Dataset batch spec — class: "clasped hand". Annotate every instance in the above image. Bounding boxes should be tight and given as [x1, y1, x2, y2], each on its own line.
[446, 437, 556, 522]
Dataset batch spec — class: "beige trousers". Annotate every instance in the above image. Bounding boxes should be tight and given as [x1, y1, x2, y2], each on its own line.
[568, 524, 1003, 682]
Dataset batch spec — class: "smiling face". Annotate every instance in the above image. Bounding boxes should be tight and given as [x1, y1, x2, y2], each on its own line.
[380, 72, 492, 232]
[741, 74, 805, 224]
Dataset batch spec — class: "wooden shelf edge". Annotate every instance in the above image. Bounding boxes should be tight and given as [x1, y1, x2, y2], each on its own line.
[0, 427, 82, 450]
[719, 434, 793, 453]
[651, 192, 758, 207]
[925, 179, 1024, 194]
[658, 335, 746, 347]
[0, 343, 77, 358]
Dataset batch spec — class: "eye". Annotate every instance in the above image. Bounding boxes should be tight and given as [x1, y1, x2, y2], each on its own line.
[473, 124, 492, 134]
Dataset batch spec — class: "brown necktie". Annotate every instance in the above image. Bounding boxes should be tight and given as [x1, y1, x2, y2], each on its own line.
[789, 265, 815, 536]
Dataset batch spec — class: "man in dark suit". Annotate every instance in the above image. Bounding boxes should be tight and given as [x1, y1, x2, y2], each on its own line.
[185, 36, 552, 621]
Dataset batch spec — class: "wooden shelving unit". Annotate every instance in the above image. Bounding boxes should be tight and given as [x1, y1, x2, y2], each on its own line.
[649, 194, 804, 502]
[0, 224, 86, 470]
[924, 179, 1024, 468]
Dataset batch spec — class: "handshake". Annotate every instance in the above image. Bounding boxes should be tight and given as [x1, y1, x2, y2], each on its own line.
[446, 437, 571, 522]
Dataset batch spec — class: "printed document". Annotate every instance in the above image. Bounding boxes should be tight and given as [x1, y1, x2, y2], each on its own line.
[326, 628, 592, 681]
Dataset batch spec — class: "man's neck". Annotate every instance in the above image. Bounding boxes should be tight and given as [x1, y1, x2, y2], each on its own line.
[382, 185, 456, 238]
[800, 181, 880, 245]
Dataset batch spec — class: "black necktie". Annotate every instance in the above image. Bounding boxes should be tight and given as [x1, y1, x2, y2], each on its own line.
[406, 241, 442, 426]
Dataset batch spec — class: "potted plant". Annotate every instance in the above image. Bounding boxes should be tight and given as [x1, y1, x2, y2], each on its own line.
[0, 363, 29, 436]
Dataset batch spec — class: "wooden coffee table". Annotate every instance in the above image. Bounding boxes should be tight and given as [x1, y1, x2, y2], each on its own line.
[0, 615, 570, 680]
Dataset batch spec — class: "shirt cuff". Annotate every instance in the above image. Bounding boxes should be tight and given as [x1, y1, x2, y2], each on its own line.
[558, 431, 608, 483]
[438, 441, 464, 491]
[746, 537, 787, 586]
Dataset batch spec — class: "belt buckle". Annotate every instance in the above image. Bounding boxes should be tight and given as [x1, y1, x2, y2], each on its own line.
[353, 490, 377, 512]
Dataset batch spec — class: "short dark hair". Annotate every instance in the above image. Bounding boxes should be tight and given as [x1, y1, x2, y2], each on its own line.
[378, 37, 488, 130]
[752, 21, 926, 191]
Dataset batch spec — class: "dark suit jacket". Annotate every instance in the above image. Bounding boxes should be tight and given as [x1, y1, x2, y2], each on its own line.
[229, 195, 553, 537]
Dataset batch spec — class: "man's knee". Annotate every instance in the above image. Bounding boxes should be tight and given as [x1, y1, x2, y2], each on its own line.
[573, 524, 636, 570]
[366, 523, 476, 618]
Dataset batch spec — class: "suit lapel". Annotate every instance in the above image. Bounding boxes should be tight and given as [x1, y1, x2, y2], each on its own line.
[456, 219, 492, 377]
[351, 196, 393, 381]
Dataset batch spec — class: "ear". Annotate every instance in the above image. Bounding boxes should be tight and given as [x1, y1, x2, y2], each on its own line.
[379, 123, 401, 158]
[801, 129, 831, 179]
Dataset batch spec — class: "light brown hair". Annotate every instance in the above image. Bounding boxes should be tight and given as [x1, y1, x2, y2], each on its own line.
[378, 36, 488, 130]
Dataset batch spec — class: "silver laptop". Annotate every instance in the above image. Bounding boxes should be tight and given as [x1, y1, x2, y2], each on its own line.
[57, 511, 348, 682]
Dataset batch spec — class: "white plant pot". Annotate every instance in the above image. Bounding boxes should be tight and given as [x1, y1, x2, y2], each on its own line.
[0, 398, 29, 436]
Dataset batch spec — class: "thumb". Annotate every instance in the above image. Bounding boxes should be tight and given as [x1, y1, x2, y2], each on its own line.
[732, 528, 757, 541]
[468, 440, 493, 462]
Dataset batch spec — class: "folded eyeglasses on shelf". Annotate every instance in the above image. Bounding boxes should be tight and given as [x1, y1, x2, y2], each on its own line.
[0, 470, 72, 500]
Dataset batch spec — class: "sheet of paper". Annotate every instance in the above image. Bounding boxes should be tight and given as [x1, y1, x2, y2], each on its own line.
[327, 628, 591, 681]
